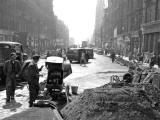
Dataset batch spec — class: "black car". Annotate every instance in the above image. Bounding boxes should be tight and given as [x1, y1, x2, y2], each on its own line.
[67, 48, 89, 63]
[85, 48, 94, 59]
[96, 48, 104, 55]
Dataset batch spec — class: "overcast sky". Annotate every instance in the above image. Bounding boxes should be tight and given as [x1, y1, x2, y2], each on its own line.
[53, 0, 97, 44]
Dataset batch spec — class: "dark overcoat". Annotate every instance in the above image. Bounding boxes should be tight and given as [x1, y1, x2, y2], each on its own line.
[3, 60, 21, 87]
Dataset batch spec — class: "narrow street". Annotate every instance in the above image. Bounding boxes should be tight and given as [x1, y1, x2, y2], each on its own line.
[0, 54, 128, 119]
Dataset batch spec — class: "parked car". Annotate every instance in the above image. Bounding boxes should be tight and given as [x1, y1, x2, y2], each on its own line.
[85, 48, 94, 59]
[0, 41, 24, 85]
[93, 48, 98, 53]
[67, 48, 89, 63]
[96, 48, 104, 55]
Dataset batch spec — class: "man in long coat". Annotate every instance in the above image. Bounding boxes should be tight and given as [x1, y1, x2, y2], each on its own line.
[3, 52, 21, 103]
[27, 54, 43, 107]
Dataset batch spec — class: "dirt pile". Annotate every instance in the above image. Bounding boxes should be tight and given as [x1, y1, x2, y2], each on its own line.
[3, 108, 57, 120]
[61, 83, 160, 120]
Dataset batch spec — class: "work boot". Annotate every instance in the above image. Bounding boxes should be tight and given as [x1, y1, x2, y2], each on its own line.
[6, 99, 10, 104]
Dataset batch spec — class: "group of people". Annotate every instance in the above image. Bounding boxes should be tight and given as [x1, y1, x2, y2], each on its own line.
[47, 49, 88, 67]
[3, 52, 43, 107]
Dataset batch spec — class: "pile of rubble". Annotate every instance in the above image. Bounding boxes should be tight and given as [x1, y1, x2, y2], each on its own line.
[115, 56, 130, 66]
[61, 61, 160, 120]
[62, 82, 160, 120]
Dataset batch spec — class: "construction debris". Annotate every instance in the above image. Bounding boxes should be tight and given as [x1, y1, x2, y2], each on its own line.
[61, 83, 160, 120]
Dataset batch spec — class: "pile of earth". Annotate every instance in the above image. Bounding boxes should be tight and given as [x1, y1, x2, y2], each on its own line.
[61, 83, 160, 120]
[3, 108, 57, 120]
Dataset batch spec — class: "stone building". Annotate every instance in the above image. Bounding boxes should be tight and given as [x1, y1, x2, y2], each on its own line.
[0, 0, 69, 54]
[102, 0, 143, 56]
[93, 0, 105, 48]
[142, 0, 160, 55]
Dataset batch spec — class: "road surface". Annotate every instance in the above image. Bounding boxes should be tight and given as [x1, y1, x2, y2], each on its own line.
[0, 53, 128, 119]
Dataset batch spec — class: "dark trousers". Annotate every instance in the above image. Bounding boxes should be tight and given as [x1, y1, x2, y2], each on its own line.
[28, 83, 39, 104]
[6, 77, 16, 101]
[112, 57, 115, 63]
[80, 57, 86, 65]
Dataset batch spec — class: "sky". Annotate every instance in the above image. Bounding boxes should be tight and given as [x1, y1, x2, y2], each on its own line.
[53, 0, 97, 44]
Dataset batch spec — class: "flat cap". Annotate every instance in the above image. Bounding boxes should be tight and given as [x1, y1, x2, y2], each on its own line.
[32, 54, 40, 59]
[10, 52, 17, 57]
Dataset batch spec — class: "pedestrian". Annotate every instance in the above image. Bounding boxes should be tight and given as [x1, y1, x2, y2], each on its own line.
[137, 52, 143, 63]
[46, 51, 50, 58]
[27, 54, 43, 107]
[150, 53, 157, 69]
[3, 52, 21, 104]
[62, 49, 67, 61]
[111, 51, 116, 63]
[157, 54, 160, 68]
[105, 49, 108, 55]
[80, 51, 87, 67]
[57, 49, 62, 57]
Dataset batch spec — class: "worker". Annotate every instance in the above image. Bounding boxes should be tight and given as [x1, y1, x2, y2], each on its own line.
[27, 54, 43, 107]
[3, 52, 21, 104]
[80, 51, 87, 67]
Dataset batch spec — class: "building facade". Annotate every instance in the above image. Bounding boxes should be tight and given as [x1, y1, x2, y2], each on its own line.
[142, 0, 160, 55]
[0, 0, 69, 54]
[93, 0, 105, 48]
[101, 0, 144, 56]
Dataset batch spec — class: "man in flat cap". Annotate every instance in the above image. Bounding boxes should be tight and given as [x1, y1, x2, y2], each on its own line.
[27, 54, 43, 107]
[3, 52, 21, 104]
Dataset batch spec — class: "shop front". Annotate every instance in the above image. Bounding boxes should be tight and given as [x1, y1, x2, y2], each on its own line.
[142, 21, 160, 55]
[0, 29, 14, 41]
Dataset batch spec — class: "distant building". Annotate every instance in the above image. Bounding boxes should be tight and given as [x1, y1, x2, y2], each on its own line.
[69, 37, 75, 47]
[0, 0, 69, 54]
[55, 19, 69, 49]
[101, 0, 143, 56]
[93, 0, 105, 48]
[82, 41, 88, 48]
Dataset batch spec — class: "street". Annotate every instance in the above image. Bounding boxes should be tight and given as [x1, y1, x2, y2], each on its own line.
[0, 54, 128, 119]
